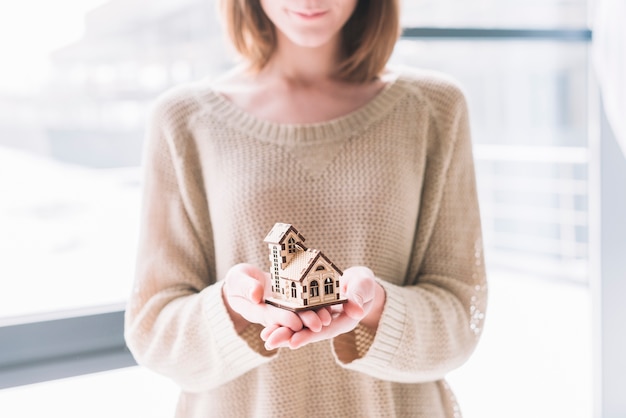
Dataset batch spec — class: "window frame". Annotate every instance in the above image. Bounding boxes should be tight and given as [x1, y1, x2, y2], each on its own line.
[590, 99, 626, 418]
[0, 305, 134, 389]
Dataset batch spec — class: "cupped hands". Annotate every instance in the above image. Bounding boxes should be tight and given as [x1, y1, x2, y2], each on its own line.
[222, 263, 384, 351]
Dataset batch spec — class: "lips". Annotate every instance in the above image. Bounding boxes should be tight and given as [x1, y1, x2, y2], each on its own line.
[289, 10, 328, 19]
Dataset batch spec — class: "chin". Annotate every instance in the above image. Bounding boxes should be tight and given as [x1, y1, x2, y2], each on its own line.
[287, 33, 337, 49]
[295, 40, 333, 49]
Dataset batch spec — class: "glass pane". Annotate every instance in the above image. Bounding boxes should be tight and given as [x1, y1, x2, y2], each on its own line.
[390, 40, 590, 284]
[401, 0, 589, 29]
[390, 40, 593, 416]
[0, 367, 178, 418]
[447, 272, 592, 417]
[0, 0, 233, 318]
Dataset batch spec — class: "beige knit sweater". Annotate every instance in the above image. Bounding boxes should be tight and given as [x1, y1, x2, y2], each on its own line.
[125, 68, 487, 418]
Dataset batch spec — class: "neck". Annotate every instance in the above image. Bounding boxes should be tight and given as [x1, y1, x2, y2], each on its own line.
[261, 32, 343, 85]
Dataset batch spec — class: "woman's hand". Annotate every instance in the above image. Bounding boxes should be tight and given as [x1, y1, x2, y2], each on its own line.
[222, 263, 332, 334]
[260, 266, 385, 350]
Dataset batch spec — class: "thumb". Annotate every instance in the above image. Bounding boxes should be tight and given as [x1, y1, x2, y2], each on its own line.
[342, 267, 376, 319]
[225, 263, 267, 304]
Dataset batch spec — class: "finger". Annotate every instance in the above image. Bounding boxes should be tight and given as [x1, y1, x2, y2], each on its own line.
[264, 306, 304, 332]
[343, 269, 377, 320]
[289, 313, 359, 350]
[343, 267, 376, 297]
[260, 324, 280, 341]
[297, 310, 323, 332]
[225, 264, 266, 303]
[265, 327, 294, 350]
[245, 268, 272, 300]
[317, 307, 332, 326]
[341, 266, 375, 292]
[343, 298, 366, 320]
[288, 328, 317, 350]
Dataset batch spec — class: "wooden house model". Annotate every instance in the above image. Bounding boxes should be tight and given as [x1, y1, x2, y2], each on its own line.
[264, 223, 346, 312]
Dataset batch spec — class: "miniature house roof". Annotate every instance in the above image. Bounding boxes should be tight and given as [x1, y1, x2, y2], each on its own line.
[282, 249, 343, 282]
[264, 223, 306, 246]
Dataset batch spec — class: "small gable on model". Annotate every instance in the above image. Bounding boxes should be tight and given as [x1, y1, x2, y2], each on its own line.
[264, 223, 346, 312]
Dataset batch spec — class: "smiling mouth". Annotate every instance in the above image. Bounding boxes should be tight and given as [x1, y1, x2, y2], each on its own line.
[290, 10, 328, 19]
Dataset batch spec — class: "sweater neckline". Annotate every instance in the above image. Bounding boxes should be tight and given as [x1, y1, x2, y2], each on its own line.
[200, 72, 407, 145]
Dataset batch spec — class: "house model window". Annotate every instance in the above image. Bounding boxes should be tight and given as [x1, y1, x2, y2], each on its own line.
[263, 223, 347, 312]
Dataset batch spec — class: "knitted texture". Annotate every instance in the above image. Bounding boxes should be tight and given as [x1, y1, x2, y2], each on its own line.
[125, 68, 487, 418]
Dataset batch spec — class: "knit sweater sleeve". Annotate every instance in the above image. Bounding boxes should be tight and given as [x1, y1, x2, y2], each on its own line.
[124, 89, 276, 393]
[334, 79, 488, 383]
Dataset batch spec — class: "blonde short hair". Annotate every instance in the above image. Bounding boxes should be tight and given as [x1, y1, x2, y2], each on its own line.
[219, 0, 401, 82]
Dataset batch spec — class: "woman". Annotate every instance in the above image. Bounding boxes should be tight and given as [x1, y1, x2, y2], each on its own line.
[125, 1, 487, 416]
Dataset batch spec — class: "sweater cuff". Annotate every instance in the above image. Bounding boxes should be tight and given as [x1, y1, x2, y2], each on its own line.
[202, 281, 277, 375]
[335, 279, 407, 371]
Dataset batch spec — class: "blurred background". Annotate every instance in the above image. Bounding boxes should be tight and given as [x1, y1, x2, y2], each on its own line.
[0, 0, 622, 417]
